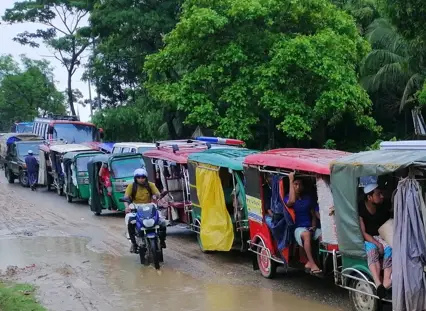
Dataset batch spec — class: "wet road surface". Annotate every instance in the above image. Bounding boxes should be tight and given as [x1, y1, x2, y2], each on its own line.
[0, 174, 349, 311]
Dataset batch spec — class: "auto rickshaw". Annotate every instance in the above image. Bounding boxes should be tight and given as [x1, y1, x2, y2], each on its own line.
[187, 148, 258, 252]
[62, 150, 103, 203]
[38, 143, 93, 194]
[142, 138, 244, 227]
[330, 150, 426, 311]
[243, 148, 349, 279]
[87, 153, 145, 215]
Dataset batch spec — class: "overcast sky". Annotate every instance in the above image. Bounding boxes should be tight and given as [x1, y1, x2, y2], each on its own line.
[0, 0, 91, 122]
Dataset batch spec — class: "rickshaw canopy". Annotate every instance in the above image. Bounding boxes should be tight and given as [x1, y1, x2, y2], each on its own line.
[62, 150, 102, 162]
[244, 148, 349, 175]
[330, 149, 426, 258]
[188, 148, 259, 171]
[143, 142, 210, 164]
[49, 143, 93, 154]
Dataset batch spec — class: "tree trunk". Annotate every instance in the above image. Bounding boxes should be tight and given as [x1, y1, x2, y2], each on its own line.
[67, 71, 76, 116]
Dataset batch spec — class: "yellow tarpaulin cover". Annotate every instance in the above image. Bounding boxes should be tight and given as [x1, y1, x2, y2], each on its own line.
[196, 164, 234, 251]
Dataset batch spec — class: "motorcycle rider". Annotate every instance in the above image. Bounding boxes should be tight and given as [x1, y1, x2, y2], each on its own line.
[123, 168, 167, 253]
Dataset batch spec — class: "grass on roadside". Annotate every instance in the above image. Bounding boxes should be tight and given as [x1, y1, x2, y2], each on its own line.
[0, 282, 46, 311]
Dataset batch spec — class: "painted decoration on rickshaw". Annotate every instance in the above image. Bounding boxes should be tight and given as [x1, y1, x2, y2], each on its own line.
[246, 195, 262, 221]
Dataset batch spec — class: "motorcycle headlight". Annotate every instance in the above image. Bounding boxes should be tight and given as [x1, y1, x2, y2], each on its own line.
[142, 219, 155, 228]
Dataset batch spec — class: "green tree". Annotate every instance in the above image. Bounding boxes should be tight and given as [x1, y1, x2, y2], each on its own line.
[145, 0, 380, 146]
[0, 55, 66, 130]
[86, 0, 182, 107]
[2, 0, 94, 116]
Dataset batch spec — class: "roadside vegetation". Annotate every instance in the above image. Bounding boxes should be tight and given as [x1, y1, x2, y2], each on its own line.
[0, 282, 46, 311]
[1, 0, 426, 151]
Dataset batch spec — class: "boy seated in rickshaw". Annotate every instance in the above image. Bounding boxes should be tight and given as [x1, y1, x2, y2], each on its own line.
[359, 182, 392, 296]
[284, 172, 322, 274]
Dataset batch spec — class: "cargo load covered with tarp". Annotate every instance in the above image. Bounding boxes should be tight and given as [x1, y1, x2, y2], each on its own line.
[196, 163, 234, 251]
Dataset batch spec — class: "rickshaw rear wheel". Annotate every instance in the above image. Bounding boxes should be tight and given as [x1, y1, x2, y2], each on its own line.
[257, 239, 277, 279]
[349, 279, 379, 311]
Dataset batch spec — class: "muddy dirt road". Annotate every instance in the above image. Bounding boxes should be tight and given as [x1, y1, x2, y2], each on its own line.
[0, 174, 349, 311]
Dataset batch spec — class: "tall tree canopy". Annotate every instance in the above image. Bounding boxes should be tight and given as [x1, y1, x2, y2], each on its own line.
[2, 0, 93, 116]
[0, 55, 66, 131]
[87, 0, 182, 107]
[145, 0, 380, 146]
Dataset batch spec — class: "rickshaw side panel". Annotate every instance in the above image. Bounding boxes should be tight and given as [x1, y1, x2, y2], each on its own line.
[188, 161, 201, 230]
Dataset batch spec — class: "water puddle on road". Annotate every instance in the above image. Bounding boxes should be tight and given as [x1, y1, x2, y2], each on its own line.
[0, 236, 340, 311]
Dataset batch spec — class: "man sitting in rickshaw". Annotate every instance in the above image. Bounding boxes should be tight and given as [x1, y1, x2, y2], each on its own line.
[359, 183, 392, 297]
[285, 172, 322, 274]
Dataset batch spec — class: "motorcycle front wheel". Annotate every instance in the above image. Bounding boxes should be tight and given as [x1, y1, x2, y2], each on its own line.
[148, 238, 161, 270]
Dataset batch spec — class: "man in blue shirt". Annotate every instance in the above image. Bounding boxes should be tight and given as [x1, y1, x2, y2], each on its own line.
[25, 150, 39, 191]
[285, 172, 322, 274]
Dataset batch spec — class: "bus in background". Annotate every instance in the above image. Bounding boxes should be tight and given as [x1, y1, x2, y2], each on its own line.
[10, 122, 34, 133]
[32, 115, 104, 144]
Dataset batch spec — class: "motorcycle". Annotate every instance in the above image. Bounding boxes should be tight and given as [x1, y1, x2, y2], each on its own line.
[121, 198, 164, 269]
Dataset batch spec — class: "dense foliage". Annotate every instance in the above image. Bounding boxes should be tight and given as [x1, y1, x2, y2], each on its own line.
[2, 0, 426, 150]
[0, 55, 66, 131]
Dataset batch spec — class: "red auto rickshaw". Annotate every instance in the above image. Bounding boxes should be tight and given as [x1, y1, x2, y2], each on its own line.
[243, 148, 349, 279]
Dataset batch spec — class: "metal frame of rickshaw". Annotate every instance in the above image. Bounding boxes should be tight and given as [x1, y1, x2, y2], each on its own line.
[187, 148, 259, 252]
[142, 140, 214, 228]
[62, 150, 103, 202]
[43, 143, 94, 195]
[243, 148, 350, 279]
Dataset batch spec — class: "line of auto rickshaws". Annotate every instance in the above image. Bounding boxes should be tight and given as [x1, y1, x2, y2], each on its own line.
[7, 133, 426, 311]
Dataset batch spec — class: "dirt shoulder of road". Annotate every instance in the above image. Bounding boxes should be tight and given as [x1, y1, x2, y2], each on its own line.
[0, 280, 46, 311]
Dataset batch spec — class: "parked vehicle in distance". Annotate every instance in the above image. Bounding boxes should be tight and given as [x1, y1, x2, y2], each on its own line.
[112, 142, 155, 154]
[0, 133, 43, 186]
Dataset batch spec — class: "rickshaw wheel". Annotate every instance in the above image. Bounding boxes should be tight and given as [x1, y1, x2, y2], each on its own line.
[257, 239, 277, 279]
[349, 279, 379, 311]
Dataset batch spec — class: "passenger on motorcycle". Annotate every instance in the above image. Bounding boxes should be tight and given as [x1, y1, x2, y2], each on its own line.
[124, 168, 167, 253]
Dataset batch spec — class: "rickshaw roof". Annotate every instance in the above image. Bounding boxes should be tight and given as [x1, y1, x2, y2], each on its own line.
[330, 149, 426, 258]
[91, 152, 142, 163]
[188, 148, 259, 170]
[49, 144, 93, 154]
[63, 150, 103, 161]
[114, 142, 155, 148]
[1, 133, 42, 145]
[244, 148, 350, 175]
[143, 144, 209, 164]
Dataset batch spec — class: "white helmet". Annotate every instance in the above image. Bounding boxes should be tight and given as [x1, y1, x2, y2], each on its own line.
[134, 168, 148, 178]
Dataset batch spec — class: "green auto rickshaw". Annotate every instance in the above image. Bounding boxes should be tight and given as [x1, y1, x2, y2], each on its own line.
[187, 148, 258, 252]
[88, 153, 145, 215]
[62, 150, 103, 203]
[330, 150, 426, 311]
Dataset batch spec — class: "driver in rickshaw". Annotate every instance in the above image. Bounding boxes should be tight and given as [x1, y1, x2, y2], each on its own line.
[285, 172, 322, 275]
[358, 183, 392, 297]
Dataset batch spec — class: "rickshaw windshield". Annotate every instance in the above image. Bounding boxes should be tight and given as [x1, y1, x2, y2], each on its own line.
[76, 156, 96, 172]
[111, 158, 144, 178]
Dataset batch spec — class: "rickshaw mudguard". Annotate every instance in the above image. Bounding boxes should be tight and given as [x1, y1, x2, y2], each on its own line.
[196, 163, 234, 251]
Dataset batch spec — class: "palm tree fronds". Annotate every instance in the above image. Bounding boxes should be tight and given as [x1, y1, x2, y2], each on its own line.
[400, 73, 424, 112]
